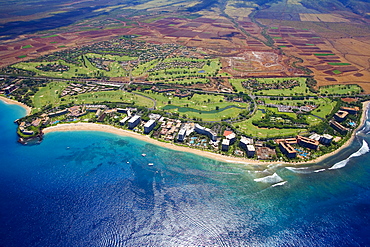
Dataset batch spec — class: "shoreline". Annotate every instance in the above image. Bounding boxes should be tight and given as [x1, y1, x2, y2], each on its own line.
[2, 94, 368, 166]
[43, 101, 369, 165]
[0, 96, 32, 115]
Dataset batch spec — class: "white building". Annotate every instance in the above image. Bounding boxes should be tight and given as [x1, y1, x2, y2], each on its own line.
[177, 128, 187, 142]
[222, 139, 230, 151]
[128, 115, 141, 129]
[144, 119, 156, 134]
[120, 116, 130, 125]
[239, 136, 253, 149]
[195, 124, 217, 141]
[320, 134, 333, 145]
[246, 145, 256, 157]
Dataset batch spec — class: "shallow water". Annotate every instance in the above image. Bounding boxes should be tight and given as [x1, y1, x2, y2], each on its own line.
[1, 100, 370, 246]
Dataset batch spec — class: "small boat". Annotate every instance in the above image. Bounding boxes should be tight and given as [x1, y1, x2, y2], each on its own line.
[142, 153, 146, 157]
[148, 163, 154, 166]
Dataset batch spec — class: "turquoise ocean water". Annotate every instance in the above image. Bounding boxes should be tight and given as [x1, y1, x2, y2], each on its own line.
[1, 100, 370, 246]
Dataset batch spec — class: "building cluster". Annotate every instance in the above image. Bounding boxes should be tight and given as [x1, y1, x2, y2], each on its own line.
[329, 106, 359, 135]
[60, 83, 115, 97]
[242, 79, 299, 91]
[267, 103, 317, 113]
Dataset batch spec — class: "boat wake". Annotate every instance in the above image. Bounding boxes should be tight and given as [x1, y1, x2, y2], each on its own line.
[329, 140, 369, 170]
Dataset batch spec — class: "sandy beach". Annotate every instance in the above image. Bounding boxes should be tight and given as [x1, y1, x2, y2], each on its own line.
[43, 101, 369, 165]
[0, 96, 32, 115]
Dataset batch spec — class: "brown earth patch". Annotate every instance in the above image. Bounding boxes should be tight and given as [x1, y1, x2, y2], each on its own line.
[325, 77, 337, 81]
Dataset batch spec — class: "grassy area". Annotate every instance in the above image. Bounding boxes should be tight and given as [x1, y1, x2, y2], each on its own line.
[310, 97, 337, 119]
[18, 55, 27, 58]
[85, 53, 137, 62]
[146, 58, 220, 82]
[233, 106, 306, 138]
[319, 84, 361, 95]
[228, 78, 249, 93]
[12, 56, 129, 78]
[255, 78, 309, 96]
[22, 45, 32, 49]
[262, 97, 336, 119]
[136, 92, 249, 121]
[32, 81, 68, 112]
[63, 91, 154, 108]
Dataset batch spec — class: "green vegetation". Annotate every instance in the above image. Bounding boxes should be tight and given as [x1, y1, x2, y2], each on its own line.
[32, 81, 68, 112]
[332, 70, 342, 74]
[41, 34, 58, 38]
[18, 55, 27, 58]
[319, 84, 362, 95]
[328, 62, 351, 66]
[233, 106, 306, 138]
[314, 53, 335, 56]
[22, 45, 32, 49]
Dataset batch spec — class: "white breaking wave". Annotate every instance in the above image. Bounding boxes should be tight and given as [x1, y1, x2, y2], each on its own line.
[285, 166, 312, 174]
[314, 169, 326, 173]
[254, 173, 283, 184]
[329, 140, 369, 170]
[271, 181, 287, 187]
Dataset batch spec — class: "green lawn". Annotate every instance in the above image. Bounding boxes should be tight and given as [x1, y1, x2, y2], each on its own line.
[22, 45, 32, 49]
[32, 81, 68, 112]
[255, 78, 309, 96]
[136, 92, 249, 121]
[228, 78, 249, 93]
[12, 56, 129, 78]
[310, 97, 337, 119]
[64, 91, 154, 108]
[262, 97, 336, 119]
[233, 106, 306, 138]
[319, 84, 362, 95]
[31, 82, 154, 113]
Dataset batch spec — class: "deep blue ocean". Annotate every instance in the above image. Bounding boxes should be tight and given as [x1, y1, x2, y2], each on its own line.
[1, 100, 370, 246]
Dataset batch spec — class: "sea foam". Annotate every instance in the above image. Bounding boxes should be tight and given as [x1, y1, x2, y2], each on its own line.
[285, 166, 312, 174]
[329, 140, 369, 170]
[254, 173, 283, 184]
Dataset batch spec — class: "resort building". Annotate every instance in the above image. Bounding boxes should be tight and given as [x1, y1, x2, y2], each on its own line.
[334, 110, 348, 122]
[222, 139, 230, 151]
[320, 134, 333, 145]
[4, 84, 17, 94]
[223, 130, 236, 144]
[330, 120, 349, 134]
[177, 128, 187, 142]
[31, 118, 42, 127]
[120, 116, 130, 125]
[48, 109, 68, 117]
[144, 119, 156, 134]
[194, 124, 218, 141]
[309, 133, 322, 142]
[128, 115, 141, 129]
[239, 136, 253, 150]
[246, 145, 256, 158]
[297, 135, 319, 150]
[279, 142, 297, 158]
[340, 106, 359, 114]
